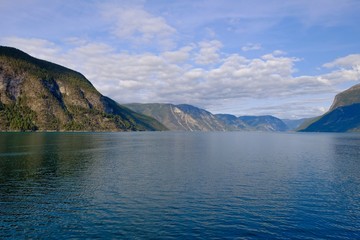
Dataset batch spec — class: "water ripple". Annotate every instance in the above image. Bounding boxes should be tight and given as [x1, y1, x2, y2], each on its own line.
[1, 132, 360, 239]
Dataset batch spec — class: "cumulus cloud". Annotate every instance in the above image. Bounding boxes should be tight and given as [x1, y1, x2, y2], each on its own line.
[161, 46, 194, 63]
[321, 55, 360, 85]
[2, 36, 359, 118]
[194, 40, 223, 65]
[323, 54, 360, 68]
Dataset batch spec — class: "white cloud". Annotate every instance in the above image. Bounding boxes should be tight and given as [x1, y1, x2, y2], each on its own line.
[1, 37, 61, 61]
[101, 4, 176, 48]
[194, 40, 223, 65]
[161, 46, 193, 63]
[321, 54, 360, 84]
[241, 43, 262, 52]
[2, 36, 358, 118]
[323, 54, 360, 68]
[232, 100, 329, 119]
[184, 68, 206, 80]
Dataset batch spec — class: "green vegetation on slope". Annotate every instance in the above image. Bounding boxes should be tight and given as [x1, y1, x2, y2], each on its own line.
[329, 84, 360, 111]
[0, 46, 166, 131]
[0, 101, 37, 131]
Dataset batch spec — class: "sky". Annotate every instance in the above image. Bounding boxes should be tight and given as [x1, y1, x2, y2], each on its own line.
[1, 0, 360, 119]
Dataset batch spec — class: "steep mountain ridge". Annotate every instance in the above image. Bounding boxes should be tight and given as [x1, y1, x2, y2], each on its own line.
[300, 83, 360, 132]
[329, 83, 360, 111]
[0, 46, 166, 131]
[300, 103, 360, 132]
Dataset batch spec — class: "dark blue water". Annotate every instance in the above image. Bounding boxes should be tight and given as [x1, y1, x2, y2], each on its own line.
[0, 132, 360, 239]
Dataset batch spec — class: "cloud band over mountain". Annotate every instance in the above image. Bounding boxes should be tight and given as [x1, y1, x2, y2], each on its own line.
[1, 0, 359, 118]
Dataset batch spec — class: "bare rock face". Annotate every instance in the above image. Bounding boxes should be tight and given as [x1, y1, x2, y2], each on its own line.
[0, 46, 166, 131]
[125, 103, 227, 131]
[125, 103, 289, 132]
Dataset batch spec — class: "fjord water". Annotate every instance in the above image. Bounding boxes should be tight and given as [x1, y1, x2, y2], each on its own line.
[0, 132, 359, 239]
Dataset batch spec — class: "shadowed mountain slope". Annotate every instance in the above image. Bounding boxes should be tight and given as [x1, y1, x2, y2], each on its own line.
[300, 83, 360, 132]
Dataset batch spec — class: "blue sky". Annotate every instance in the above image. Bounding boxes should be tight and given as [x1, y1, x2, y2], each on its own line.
[1, 0, 360, 118]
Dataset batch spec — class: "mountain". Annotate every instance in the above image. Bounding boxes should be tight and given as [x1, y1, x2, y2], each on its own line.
[125, 103, 290, 132]
[300, 104, 360, 132]
[238, 115, 288, 131]
[124, 103, 227, 131]
[0, 46, 167, 131]
[216, 114, 287, 131]
[295, 117, 320, 131]
[282, 118, 307, 131]
[329, 83, 360, 111]
[215, 114, 249, 130]
[300, 83, 360, 132]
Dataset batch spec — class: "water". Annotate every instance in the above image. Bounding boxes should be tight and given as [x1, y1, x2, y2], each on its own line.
[0, 132, 359, 239]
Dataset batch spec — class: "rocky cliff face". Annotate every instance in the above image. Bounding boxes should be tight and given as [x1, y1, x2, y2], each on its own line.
[126, 103, 289, 132]
[0, 46, 166, 131]
[300, 83, 360, 132]
[124, 103, 227, 131]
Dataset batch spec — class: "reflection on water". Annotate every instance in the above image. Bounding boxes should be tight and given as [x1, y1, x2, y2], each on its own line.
[0, 132, 360, 239]
[0, 133, 97, 182]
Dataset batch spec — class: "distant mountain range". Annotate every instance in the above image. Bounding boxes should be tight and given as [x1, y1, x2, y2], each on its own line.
[0, 46, 167, 131]
[216, 114, 289, 131]
[124, 103, 227, 131]
[125, 103, 295, 132]
[300, 84, 360, 132]
[126, 82, 360, 133]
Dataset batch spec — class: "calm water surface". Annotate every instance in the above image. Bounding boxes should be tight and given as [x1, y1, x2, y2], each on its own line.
[0, 132, 359, 239]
